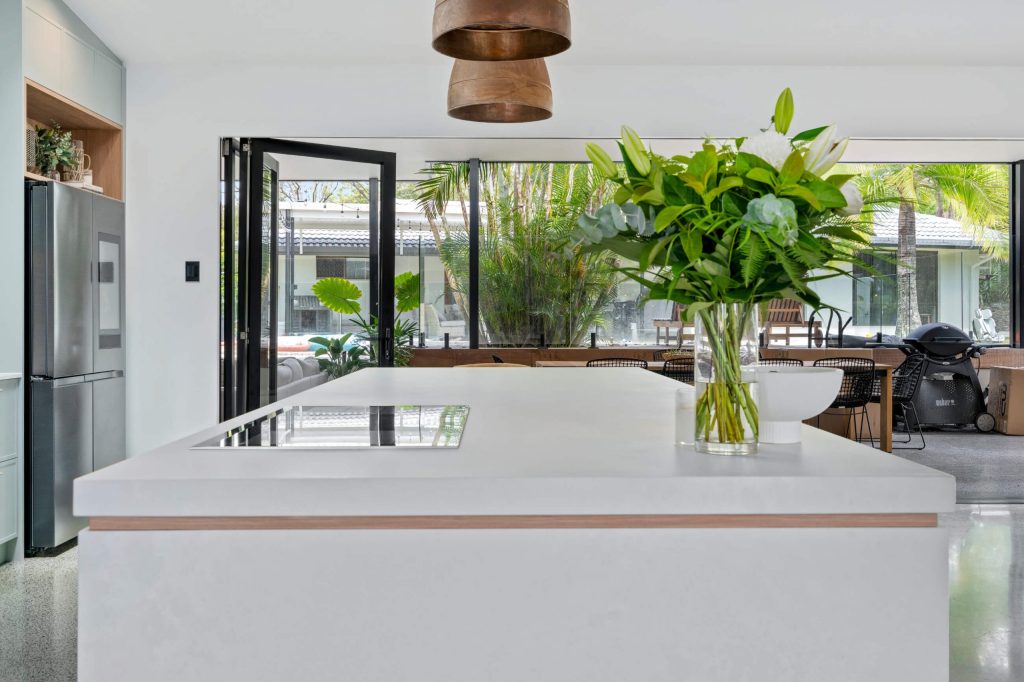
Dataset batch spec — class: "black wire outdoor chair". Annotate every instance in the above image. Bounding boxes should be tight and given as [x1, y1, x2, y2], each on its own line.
[661, 357, 695, 384]
[812, 357, 877, 446]
[758, 358, 804, 367]
[586, 358, 649, 369]
[870, 354, 928, 450]
[491, 355, 505, 363]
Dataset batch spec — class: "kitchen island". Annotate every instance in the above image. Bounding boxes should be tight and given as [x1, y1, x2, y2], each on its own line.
[75, 367, 955, 682]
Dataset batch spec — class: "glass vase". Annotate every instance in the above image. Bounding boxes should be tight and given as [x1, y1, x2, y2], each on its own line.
[693, 302, 759, 455]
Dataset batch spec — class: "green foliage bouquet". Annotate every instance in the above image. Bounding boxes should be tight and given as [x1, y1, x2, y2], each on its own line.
[575, 89, 871, 454]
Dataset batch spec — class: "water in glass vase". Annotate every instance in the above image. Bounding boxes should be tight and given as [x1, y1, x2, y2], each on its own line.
[694, 302, 759, 455]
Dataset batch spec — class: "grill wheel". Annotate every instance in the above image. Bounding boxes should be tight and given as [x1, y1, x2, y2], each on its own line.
[975, 412, 996, 433]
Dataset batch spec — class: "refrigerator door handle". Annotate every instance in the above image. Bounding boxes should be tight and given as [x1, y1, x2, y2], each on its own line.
[84, 370, 124, 383]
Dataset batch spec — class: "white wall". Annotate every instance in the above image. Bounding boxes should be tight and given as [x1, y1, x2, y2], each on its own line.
[1, 0, 24, 563]
[2, 0, 24, 377]
[125, 61, 1024, 455]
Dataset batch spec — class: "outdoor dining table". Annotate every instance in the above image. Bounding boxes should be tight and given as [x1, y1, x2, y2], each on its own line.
[532, 360, 894, 452]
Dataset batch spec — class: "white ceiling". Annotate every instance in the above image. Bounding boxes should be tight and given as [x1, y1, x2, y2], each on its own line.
[273, 138, 1024, 181]
[65, 0, 1024, 67]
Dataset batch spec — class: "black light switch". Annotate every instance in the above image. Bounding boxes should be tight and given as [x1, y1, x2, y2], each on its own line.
[185, 261, 200, 282]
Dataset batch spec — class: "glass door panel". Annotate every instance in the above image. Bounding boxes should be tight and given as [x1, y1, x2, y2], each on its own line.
[222, 139, 397, 418]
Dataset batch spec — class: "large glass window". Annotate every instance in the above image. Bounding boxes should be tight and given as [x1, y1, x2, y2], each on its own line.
[401, 178, 469, 348]
[852, 251, 938, 328]
[813, 162, 1010, 343]
[415, 162, 620, 348]
[268, 160, 1015, 357]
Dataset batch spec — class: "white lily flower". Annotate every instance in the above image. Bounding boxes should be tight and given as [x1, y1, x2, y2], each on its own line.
[840, 182, 863, 215]
[803, 125, 849, 176]
[741, 131, 793, 171]
[816, 136, 849, 175]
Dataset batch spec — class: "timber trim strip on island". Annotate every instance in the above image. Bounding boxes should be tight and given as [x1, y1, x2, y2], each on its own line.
[90, 513, 938, 531]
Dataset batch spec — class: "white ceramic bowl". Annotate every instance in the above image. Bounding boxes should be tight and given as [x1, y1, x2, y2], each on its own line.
[754, 366, 843, 443]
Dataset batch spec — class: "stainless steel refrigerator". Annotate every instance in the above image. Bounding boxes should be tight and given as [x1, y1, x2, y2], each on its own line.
[25, 181, 126, 551]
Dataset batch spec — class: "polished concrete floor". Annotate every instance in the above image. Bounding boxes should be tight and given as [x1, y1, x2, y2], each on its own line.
[0, 546, 77, 682]
[897, 431, 1024, 503]
[1, 506, 1023, 681]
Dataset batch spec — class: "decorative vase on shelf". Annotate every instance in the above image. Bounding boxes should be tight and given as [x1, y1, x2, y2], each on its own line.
[694, 302, 759, 456]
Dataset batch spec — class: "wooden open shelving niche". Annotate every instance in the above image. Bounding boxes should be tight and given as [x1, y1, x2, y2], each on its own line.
[25, 78, 123, 201]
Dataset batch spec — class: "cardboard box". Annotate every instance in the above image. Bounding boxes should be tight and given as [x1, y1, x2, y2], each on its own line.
[988, 366, 1024, 436]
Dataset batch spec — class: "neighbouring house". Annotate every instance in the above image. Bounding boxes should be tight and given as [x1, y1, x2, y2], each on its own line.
[276, 200, 468, 347]
[809, 210, 1009, 342]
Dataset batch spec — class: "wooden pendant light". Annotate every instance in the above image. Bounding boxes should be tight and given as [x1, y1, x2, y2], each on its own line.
[447, 59, 553, 123]
[432, 0, 571, 61]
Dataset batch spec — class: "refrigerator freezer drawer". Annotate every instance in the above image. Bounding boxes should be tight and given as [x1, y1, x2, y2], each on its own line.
[30, 380, 92, 548]
[92, 375, 126, 471]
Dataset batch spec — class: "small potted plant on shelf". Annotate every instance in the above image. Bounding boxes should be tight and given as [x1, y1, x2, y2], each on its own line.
[35, 124, 76, 181]
[575, 88, 872, 456]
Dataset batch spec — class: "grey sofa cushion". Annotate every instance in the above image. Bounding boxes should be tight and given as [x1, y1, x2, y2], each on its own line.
[300, 356, 321, 378]
[281, 357, 304, 383]
[277, 364, 294, 387]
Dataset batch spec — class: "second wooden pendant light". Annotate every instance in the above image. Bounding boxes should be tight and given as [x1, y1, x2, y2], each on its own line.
[433, 0, 570, 123]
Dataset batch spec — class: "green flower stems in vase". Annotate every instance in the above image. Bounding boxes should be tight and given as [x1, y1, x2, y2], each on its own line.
[694, 303, 759, 453]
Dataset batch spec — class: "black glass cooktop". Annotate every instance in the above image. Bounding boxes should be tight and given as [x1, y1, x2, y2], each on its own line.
[194, 405, 470, 449]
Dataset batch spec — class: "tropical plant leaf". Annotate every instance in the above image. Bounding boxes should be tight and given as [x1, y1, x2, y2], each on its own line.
[311, 277, 362, 314]
[394, 272, 421, 313]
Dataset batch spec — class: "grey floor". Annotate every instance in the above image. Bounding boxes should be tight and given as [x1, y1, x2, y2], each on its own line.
[0, 507, 1023, 681]
[894, 431, 1024, 502]
[0, 546, 77, 682]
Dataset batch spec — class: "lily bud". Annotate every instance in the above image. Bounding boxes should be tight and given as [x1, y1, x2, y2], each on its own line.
[803, 125, 839, 175]
[585, 143, 619, 179]
[621, 126, 652, 176]
[815, 136, 849, 176]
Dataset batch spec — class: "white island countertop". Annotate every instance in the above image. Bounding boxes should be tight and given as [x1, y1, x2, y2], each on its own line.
[74, 367, 955, 518]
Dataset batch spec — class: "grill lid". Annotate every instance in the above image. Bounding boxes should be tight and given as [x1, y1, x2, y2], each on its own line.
[903, 323, 973, 356]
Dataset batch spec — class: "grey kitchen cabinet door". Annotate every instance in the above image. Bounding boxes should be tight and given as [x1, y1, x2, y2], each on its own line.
[0, 458, 16, 544]
[23, 8, 62, 90]
[93, 52, 124, 123]
[59, 30, 94, 111]
[0, 380, 17, 463]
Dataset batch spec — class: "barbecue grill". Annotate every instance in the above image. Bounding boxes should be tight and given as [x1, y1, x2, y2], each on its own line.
[899, 323, 995, 431]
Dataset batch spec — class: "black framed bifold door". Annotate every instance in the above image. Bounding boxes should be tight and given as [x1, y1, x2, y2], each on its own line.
[220, 138, 397, 420]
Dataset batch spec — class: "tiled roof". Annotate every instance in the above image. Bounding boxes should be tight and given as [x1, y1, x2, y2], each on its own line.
[280, 228, 447, 251]
[279, 205, 995, 251]
[869, 210, 988, 248]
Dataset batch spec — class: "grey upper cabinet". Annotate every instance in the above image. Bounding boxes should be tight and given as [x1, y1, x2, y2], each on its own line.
[23, 9, 61, 88]
[23, 7, 125, 125]
[92, 53, 123, 123]
[60, 30, 94, 110]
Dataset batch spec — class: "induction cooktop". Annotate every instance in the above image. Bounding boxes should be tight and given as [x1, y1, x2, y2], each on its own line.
[193, 405, 470, 449]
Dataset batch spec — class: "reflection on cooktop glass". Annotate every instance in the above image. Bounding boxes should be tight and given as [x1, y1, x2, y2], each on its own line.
[193, 405, 470, 449]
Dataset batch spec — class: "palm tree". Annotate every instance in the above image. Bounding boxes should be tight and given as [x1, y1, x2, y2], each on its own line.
[854, 164, 1009, 336]
[415, 162, 620, 346]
